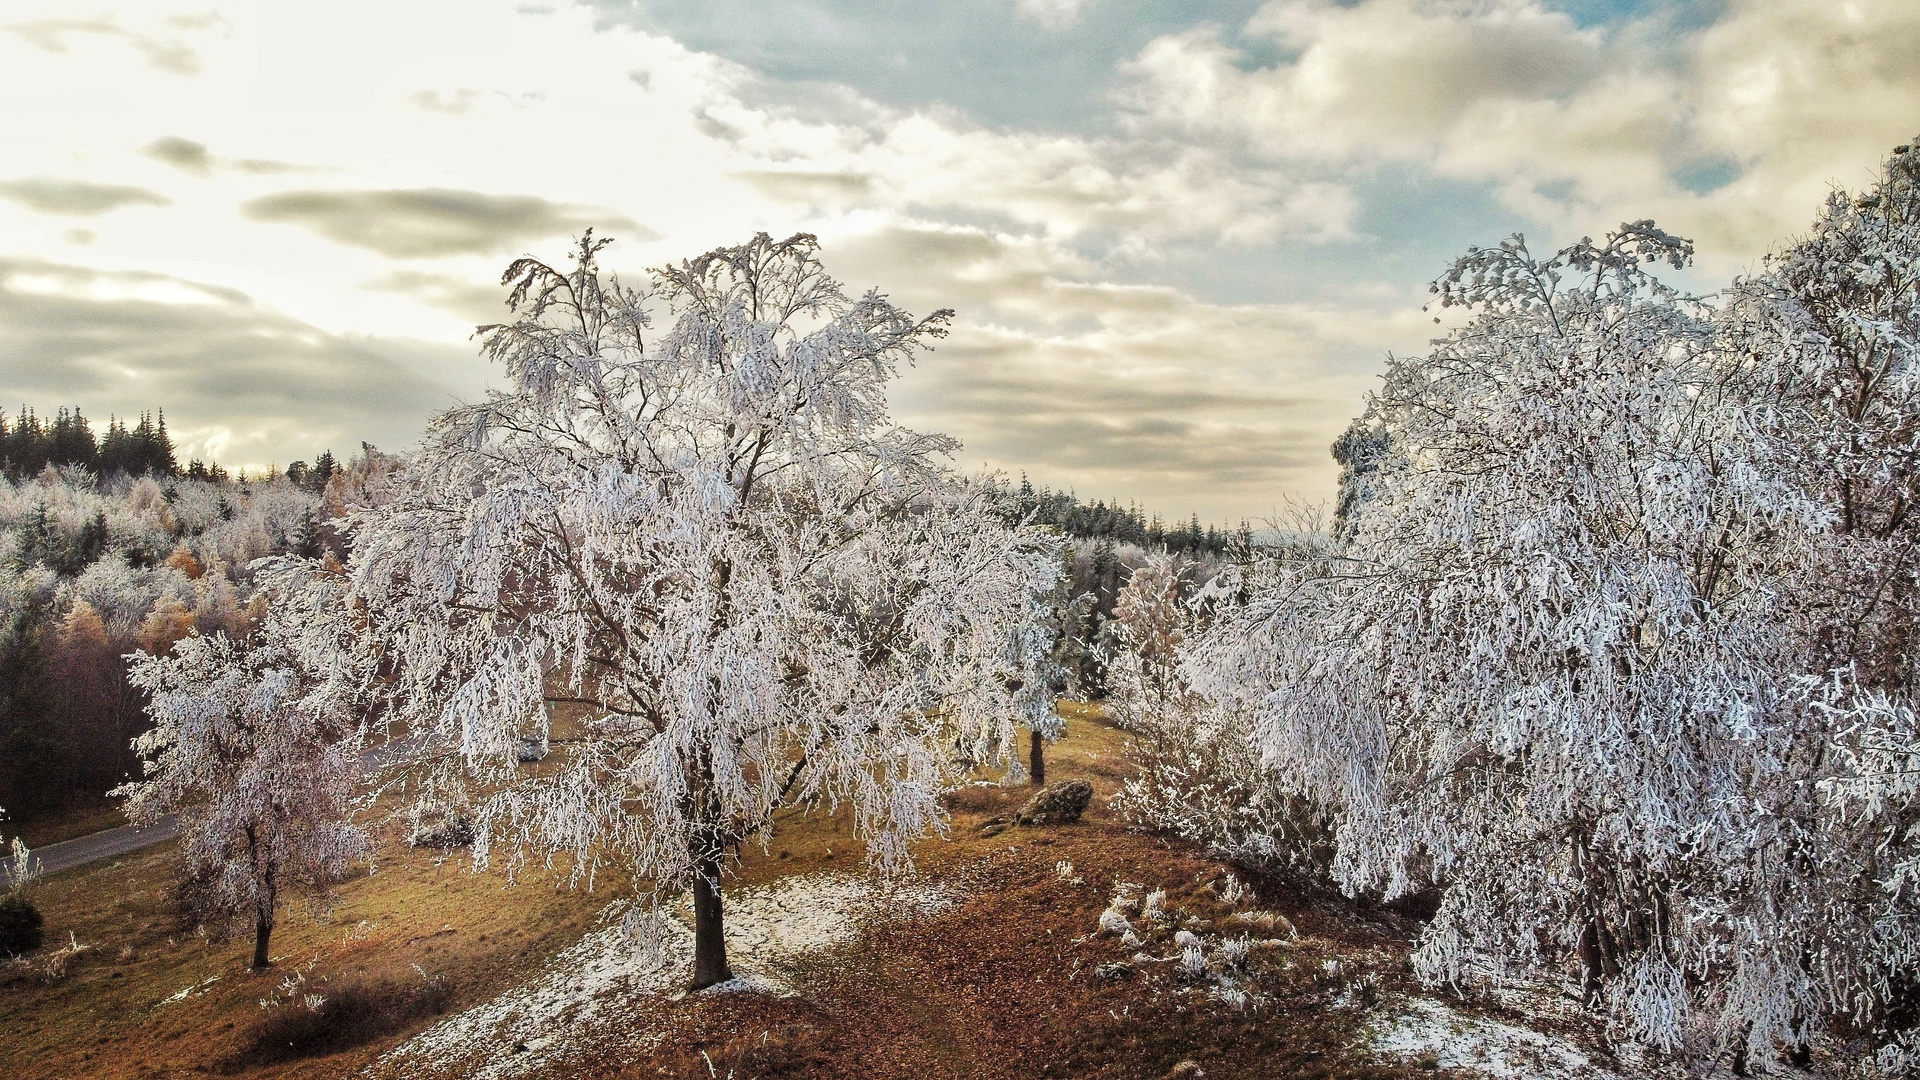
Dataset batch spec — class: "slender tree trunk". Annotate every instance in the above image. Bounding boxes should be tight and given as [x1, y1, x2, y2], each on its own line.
[245, 825, 274, 969]
[689, 857, 732, 990]
[1029, 729, 1046, 787]
[252, 912, 273, 969]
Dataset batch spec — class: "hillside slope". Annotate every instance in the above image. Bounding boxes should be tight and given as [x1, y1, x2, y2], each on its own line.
[3, 713, 1634, 1080]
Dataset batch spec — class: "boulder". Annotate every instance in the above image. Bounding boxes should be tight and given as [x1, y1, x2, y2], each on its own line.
[408, 803, 476, 849]
[1015, 779, 1093, 826]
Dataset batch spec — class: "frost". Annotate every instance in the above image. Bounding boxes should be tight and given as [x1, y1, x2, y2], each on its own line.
[1371, 998, 1620, 1080]
[367, 871, 951, 1079]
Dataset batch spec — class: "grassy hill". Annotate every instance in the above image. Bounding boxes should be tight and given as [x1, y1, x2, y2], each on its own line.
[2, 710, 1620, 1080]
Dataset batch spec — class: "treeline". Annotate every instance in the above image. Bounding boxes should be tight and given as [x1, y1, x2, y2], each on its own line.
[1005, 476, 1251, 559]
[0, 437, 381, 824]
[0, 406, 343, 488]
[3, 407, 180, 478]
[998, 480, 1251, 703]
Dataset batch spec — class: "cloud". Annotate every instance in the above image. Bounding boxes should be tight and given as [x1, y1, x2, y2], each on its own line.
[409, 88, 482, 114]
[142, 135, 212, 175]
[827, 224, 1427, 516]
[362, 269, 512, 324]
[0, 176, 171, 216]
[736, 170, 875, 211]
[240, 188, 653, 258]
[0, 257, 480, 466]
[141, 135, 311, 177]
[1015, 0, 1096, 32]
[6, 17, 201, 75]
[1114, 0, 1920, 270]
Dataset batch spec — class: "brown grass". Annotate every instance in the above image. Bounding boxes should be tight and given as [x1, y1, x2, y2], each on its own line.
[13, 794, 127, 849]
[3, 706, 1440, 1080]
[0, 825, 615, 1079]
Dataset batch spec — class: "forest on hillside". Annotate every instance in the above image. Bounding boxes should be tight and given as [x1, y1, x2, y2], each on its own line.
[0, 432, 375, 821]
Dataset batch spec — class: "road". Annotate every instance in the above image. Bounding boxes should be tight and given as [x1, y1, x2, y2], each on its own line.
[0, 742, 415, 886]
[2, 815, 180, 886]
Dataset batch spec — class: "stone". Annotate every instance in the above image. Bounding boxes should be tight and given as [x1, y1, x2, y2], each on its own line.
[1014, 779, 1093, 826]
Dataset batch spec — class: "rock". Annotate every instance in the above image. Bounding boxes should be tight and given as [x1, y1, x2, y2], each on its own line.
[1229, 909, 1296, 937]
[975, 815, 1011, 838]
[1094, 961, 1133, 981]
[1167, 1061, 1205, 1079]
[1014, 779, 1093, 826]
[407, 803, 475, 849]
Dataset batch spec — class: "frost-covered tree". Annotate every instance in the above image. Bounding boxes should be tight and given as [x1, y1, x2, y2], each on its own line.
[346, 233, 1059, 989]
[1103, 552, 1201, 748]
[1186, 223, 1838, 1063]
[117, 586, 367, 969]
[1735, 141, 1920, 690]
[1715, 137, 1920, 1073]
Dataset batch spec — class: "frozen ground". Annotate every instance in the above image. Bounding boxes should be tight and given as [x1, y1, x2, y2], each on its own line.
[1371, 995, 1626, 1079]
[363, 871, 953, 1080]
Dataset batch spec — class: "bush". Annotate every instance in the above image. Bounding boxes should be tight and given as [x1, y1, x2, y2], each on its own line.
[406, 801, 475, 849]
[0, 893, 44, 956]
[223, 973, 452, 1070]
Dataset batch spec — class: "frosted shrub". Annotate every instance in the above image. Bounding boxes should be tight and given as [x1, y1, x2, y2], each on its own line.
[1174, 929, 1207, 979]
[1183, 220, 1847, 1066]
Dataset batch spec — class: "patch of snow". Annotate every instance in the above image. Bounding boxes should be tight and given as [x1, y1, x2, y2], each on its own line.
[157, 973, 219, 1005]
[1371, 997, 1621, 1080]
[364, 872, 952, 1079]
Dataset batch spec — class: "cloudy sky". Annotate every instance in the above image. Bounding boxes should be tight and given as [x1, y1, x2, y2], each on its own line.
[2, 1, 1914, 521]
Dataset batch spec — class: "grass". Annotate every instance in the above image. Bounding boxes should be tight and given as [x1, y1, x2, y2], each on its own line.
[11, 794, 128, 849]
[2, 706, 1447, 1079]
[0, 822, 615, 1079]
[222, 972, 455, 1071]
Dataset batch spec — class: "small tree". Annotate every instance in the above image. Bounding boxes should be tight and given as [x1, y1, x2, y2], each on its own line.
[347, 233, 1059, 989]
[118, 611, 366, 969]
[1103, 552, 1199, 748]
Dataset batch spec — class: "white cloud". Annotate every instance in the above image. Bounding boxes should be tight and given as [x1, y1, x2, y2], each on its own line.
[0, 0, 1910, 516]
[1015, 0, 1097, 33]
[1116, 0, 1920, 273]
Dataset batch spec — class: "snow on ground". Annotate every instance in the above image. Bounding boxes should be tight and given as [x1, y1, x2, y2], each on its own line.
[363, 871, 953, 1080]
[1371, 996, 1625, 1080]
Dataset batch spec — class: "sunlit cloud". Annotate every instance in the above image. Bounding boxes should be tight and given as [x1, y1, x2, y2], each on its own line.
[0, 0, 1908, 515]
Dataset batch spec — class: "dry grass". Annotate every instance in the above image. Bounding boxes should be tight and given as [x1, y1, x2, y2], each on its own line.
[0, 825, 614, 1079]
[3, 706, 1442, 1079]
[12, 795, 128, 849]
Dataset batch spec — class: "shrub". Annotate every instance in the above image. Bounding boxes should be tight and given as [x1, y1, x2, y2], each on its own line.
[0, 893, 44, 956]
[223, 972, 452, 1070]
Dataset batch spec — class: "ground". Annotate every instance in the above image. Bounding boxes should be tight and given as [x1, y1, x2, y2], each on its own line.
[0, 707, 1632, 1080]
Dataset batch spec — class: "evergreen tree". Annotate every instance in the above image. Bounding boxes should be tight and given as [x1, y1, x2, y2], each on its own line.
[46, 408, 96, 470]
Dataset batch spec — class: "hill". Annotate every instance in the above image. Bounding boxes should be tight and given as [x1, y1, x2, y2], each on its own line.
[1, 709, 1634, 1080]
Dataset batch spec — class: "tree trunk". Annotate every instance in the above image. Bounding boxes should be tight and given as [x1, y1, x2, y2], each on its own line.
[251, 912, 273, 969]
[1029, 729, 1046, 786]
[689, 861, 732, 990]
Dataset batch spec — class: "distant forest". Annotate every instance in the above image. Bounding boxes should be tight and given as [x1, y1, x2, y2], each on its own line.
[0, 405, 342, 486]
[1005, 475, 1251, 559]
[0, 405, 368, 824]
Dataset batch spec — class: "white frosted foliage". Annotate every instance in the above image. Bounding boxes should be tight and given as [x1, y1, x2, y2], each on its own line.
[343, 233, 1059, 962]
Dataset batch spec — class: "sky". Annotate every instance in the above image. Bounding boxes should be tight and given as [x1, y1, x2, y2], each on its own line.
[0, 0, 1915, 523]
